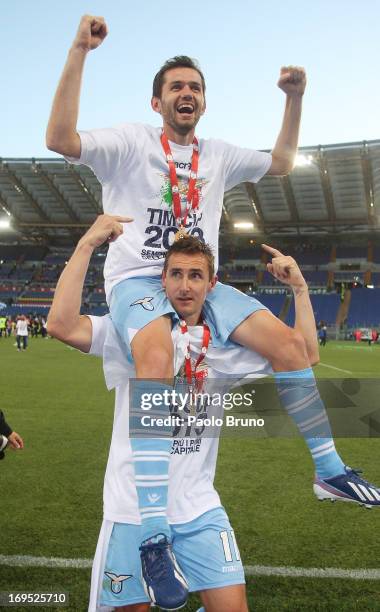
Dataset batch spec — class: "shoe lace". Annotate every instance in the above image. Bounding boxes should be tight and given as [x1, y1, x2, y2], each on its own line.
[346, 467, 372, 488]
[140, 537, 172, 581]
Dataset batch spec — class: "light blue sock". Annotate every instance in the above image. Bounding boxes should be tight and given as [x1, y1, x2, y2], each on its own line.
[274, 368, 345, 479]
[130, 380, 173, 541]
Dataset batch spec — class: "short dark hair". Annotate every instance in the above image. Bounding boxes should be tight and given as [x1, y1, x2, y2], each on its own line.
[152, 55, 206, 99]
[164, 235, 214, 280]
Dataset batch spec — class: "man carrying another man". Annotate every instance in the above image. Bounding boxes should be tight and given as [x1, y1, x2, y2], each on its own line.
[47, 17, 380, 609]
[48, 215, 378, 612]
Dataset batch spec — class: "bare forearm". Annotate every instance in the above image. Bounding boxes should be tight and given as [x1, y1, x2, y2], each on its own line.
[46, 46, 87, 156]
[292, 284, 319, 365]
[271, 95, 303, 174]
[47, 241, 93, 339]
[47, 215, 127, 350]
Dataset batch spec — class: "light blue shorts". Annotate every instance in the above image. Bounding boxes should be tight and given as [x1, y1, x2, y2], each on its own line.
[110, 276, 268, 362]
[100, 506, 245, 607]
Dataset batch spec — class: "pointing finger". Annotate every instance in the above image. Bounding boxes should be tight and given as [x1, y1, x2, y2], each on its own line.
[261, 243, 284, 258]
[115, 216, 134, 223]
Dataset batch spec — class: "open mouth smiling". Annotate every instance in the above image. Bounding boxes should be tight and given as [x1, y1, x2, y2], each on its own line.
[177, 103, 195, 115]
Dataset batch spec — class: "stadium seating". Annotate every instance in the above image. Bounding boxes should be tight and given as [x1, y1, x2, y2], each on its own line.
[285, 293, 341, 328]
[336, 246, 368, 259]
[347, 288, 380, 327]
[301, 270, 327, 286]
[0, 285, 23, 300]
[310, 294, 341, 325]
[88, 289, 107, 303]
[252, 293, 287, 317]
[2, 242, 380, 329]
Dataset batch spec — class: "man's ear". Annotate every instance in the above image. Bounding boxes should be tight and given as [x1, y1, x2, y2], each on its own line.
[200, 98, 206, 116]
[162, 270, 167, 288]
[207, 275, 217, 293]
[151, 96, 162, 115]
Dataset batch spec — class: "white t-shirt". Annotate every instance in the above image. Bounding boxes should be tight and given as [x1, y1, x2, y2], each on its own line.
[68, 123, 272, 300]
[16, 320, 28, 336]
[89, 315, 272, 524]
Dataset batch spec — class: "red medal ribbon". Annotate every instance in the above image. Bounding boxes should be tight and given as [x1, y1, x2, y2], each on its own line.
[179, 320, 211, 387]
[160, 131, 200, 230]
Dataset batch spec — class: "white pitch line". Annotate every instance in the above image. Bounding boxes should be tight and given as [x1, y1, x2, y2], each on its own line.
[0, 555, 92, 569]
[245, 565, 380, 580]
[0, 555, 379, 580]
[318, 362, 353, 375]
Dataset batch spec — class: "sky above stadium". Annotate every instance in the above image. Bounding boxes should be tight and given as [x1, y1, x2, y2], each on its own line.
[3, 0, 380, 157]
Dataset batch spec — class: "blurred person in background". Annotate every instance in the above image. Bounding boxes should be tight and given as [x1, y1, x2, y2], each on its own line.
[0, 409, 24, 461]
[16, 315, 29, 351]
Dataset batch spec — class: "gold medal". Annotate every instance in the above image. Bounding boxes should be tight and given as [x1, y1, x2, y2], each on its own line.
[174, 226, 188, 241]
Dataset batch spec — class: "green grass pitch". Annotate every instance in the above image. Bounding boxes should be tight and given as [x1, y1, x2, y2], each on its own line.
[0, 338, 380, 611]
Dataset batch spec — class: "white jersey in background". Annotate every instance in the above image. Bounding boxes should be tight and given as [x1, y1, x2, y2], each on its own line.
[16, 319, 28, 336]
[88, 315, 272, 525]
[67, 124, 272, 300]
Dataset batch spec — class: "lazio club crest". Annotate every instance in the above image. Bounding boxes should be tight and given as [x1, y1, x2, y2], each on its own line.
[104, 571, 133, 594]
[130, 296, 155, 311]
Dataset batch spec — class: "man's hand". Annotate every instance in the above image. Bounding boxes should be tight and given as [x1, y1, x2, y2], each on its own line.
[78, 214, 134, 250]
[277, 66, 306, 98]
[8, 431, 24, 450]
[72, 15, 108, 52]
[262, 244, 307, 291]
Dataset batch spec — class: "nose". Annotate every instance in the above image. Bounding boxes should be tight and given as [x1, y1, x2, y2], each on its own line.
[181, 85, 193, 98]
[179, 276, 190, 293]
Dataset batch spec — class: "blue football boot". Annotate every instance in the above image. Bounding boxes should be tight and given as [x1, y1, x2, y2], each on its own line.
[314, 466, 380, 508]
[140, 533, 188, 610]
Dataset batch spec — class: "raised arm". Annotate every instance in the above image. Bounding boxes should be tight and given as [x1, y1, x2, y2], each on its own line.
[46, 15, 108, 157]
[262, 244, 319, 365]
[47, 215, 131, 352]
[267, 66, 306, 176]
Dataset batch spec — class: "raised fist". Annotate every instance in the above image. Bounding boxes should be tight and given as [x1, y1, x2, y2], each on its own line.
[277, 66, 306, 97]
[73, 15, 108, 52]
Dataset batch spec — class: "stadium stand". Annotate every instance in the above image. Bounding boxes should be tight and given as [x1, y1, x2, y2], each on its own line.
[0, 139, 380, 331]
[298, 270, 327, 286]
[252, 293, 287, 316]
[286, 293, 341, 328]
[347, 288, 380, 327]
[336, 246, 368, 259]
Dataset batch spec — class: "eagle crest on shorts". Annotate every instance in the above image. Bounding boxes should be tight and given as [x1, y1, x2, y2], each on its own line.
[130, 296, 155, 311]
[104, 571, 133, 594]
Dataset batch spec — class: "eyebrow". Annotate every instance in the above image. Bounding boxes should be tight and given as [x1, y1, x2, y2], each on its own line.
[170, 267, 204, 274]
[169, 80, 202, 88]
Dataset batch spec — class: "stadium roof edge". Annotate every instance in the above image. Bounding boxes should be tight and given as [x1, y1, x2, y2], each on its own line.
[1, 138, 380, 243]
[1, 139, 380, 161]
